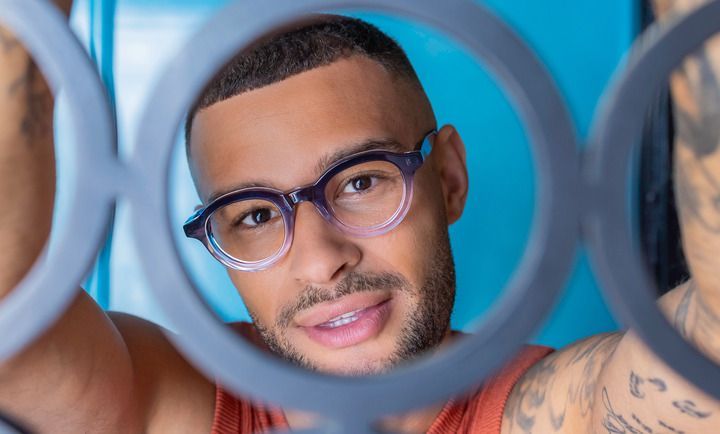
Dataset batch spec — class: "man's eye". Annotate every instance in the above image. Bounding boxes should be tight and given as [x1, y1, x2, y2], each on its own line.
[342, 175, 376, 194]
[239, 208, 279, 227]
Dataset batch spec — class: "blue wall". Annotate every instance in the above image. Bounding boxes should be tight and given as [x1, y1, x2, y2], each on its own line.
[73, 0, 637, 349]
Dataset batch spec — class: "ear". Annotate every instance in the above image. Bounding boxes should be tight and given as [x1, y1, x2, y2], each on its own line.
[430, 124, 469, 224]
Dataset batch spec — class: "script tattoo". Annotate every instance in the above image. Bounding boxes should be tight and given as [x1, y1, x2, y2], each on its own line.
[631, 414, 654, 434]
[647, 377, 667, 393]
[629, 371, 668, 399]
[658, 419, 685, 434]
[504, 333, 622, 433]
[672, 400, 712, 419]
[630, 371, 645, 399]
[603, 388, 687, 434]
[603, 387, 652, 434]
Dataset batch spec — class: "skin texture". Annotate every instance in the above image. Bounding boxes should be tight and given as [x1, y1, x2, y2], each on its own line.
[0, 24, 54, 299]
[0, 5, 214, 433]
[191, 56, 466, 376]
[499, 1, 720, 433]
[1, 1, 720, 433]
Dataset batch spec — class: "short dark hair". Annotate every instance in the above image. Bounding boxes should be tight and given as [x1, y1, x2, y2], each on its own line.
[184, 14, 423, 155]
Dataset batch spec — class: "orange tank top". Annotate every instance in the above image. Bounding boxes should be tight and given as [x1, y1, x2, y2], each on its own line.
[211, 344, 552, 434]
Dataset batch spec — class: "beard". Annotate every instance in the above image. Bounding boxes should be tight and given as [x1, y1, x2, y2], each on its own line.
[249, 225, 456, 376]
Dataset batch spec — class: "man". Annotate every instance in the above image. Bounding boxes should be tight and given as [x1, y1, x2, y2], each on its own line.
[1, 1, 719, 433]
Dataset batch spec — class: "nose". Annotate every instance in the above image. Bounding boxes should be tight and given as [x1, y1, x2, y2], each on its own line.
[287, 202, 362, 285]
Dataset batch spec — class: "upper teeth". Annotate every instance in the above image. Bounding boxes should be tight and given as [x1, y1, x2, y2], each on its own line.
[320, 308, 363, 328]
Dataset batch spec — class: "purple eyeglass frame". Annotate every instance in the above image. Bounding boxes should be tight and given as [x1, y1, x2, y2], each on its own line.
[184, 129, 436, 271]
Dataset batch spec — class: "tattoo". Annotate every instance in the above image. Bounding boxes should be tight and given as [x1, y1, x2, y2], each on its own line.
[675, 160, 707, 228]
[504, 333, 622, 433]
[507, 356, 557, 432]
[685, 157, 720, 230]
[672, 399, 712, 419]
[549, 399, 565, 431]
[658, 419, 685, 434]
[668, 281, 720, 366]
[673, 44, 720, 232]
[602, 387, 646, 434]
[0, 25, 53, 144]
[676, 133, 720, 232]
[23, 62, 51, 141]
[631, 414, 654, 434]
[603, 387, 689, 434]
[627, 368, 712, 424]
[6, 59, 52, 143]
[674, 283, 695, 339]
[567, 334, 624, 418]
[675, 48, 720, 158]
[630, 371, 645, 399]
[647, 377, 667, 392]
[693, 291, 720, 357]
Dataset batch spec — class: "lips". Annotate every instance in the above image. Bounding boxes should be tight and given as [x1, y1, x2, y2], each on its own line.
[294, 291, 391, 328]
[294, 292, 393, 349]
[317, 307, 368, 328]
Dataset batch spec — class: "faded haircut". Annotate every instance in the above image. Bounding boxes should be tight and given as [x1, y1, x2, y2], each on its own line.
[184, 14, 424, 157]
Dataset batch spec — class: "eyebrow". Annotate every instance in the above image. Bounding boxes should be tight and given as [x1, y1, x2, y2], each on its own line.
[205, 137, 408, 204]
[313, 137, 407, 175]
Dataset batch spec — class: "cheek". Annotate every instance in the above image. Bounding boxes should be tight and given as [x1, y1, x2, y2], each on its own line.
[227, 269, 288, 324]
[360, 182, 446, 287]
[224, 177, 447, 324]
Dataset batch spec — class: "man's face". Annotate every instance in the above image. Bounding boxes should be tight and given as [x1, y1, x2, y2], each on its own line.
[190, 56, 468, 375]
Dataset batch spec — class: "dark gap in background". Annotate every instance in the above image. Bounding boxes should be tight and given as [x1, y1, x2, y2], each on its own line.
[639, 0, 689, 295]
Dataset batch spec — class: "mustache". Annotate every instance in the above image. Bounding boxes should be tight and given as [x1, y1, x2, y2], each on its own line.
[276, 272, 409, 328]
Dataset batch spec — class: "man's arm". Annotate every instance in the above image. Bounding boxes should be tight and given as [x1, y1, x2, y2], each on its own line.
[501, 288, 718, 433]
[502, 1, 720, 433]
[0, 7, 214, 433]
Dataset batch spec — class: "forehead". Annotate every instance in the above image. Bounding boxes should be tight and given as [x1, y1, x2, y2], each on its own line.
[190, 56, 429, 202]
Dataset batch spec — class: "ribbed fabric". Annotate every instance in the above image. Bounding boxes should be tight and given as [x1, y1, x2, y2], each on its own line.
[210, 386, 287, 434]
[211, 323, 553, 434]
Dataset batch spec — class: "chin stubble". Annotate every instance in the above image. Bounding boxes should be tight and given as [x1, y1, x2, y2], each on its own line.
[249, 227, 456, 375]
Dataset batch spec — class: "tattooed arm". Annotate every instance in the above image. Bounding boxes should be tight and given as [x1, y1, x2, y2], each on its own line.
[0, 5, 214, 433]
[0, 16, 55, 298]
[501, 289, 718, 434]
[502, 1, 720, 433]
[0, 8, 139, 433]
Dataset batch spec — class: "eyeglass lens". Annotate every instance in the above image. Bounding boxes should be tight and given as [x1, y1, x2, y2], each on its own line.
[209, 199, 285, 262]
[207, 159, 406, 263]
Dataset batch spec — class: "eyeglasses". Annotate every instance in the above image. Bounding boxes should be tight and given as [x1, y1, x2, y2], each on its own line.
[184, 129, 437, 271]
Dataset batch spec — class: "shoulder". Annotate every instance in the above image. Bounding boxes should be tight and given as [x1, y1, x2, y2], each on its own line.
[458, 345, 554, 434]
[500, 332, 623, 434]
[109, 312, 216, 434]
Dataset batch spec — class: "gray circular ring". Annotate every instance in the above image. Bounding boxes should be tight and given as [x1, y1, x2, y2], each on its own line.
[586, 0, 720, 400]
[0, 0, 117, 360]
[131, 0, 580, 425]
[0, 411, 27, 434]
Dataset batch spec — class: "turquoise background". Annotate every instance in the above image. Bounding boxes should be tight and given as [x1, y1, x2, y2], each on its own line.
[67, 0, 638, 349]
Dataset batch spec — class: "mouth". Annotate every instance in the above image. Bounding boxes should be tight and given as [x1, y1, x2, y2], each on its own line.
[294, 293, 393, 349]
